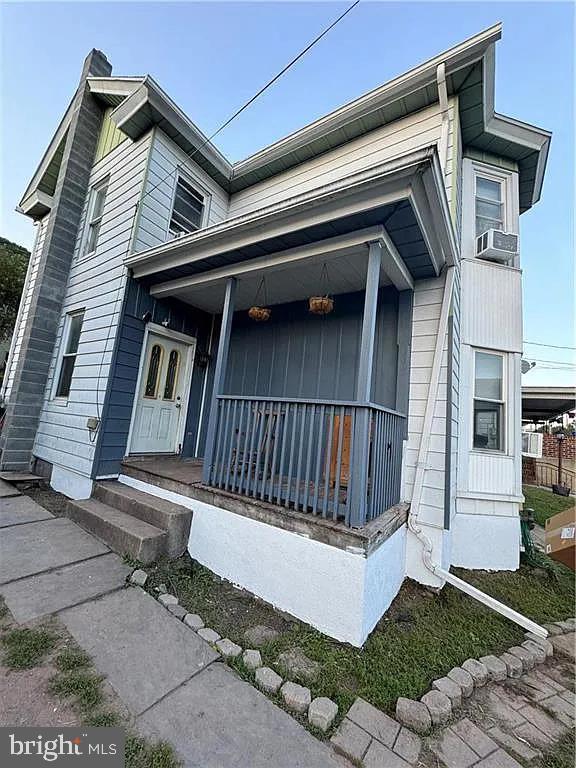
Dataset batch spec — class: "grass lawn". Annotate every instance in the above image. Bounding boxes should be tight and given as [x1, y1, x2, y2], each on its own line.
[523, 485, 575, 527]
[143, 550, 575, 717]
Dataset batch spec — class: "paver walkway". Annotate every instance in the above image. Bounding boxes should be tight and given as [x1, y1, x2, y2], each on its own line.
[0, 490, 345, 767]
[332, 647, 575, 767]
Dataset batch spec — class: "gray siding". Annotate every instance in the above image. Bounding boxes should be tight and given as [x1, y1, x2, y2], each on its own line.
[32, 131, 152, 477]
[224, 288, 400, 410]
[1, 50, 111, 471]
[2, 215, 50, 402]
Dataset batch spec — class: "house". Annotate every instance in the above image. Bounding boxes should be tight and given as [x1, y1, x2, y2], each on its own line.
[0, 24, 550, 646]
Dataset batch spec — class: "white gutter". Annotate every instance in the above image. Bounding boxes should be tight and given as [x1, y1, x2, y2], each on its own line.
[407, 266, 548, 639]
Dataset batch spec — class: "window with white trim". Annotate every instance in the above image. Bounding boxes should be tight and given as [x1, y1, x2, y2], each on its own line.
[473, 351, 505, 452]
[169, 176, 205, 237]
[475, 176, 504, 236]
[84, 179, 108, 255]
[55, 311, 85, 398]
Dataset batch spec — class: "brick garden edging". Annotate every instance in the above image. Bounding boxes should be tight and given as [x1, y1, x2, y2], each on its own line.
[392, 626, 570, 736]
[129, 569, 340, 733]
[130, 570, 574, 765]
[329, 618, 575, 766]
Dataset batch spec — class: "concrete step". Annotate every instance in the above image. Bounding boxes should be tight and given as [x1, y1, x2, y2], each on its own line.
[93, 481, 191, 558]
[65, 498, 167, 565]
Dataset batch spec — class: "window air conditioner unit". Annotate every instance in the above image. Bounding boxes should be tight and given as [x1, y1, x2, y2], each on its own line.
[476, 229, 518, 263]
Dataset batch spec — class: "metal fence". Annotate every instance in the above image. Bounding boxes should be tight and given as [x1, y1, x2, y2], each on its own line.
[207, 395, 405, 527]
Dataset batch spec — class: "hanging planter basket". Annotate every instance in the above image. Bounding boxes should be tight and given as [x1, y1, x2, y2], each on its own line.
[248, 277, 271, 322]
[309, 262, 334, 315]
[248, 306, 271, 322]
[308, 296, 334, 315]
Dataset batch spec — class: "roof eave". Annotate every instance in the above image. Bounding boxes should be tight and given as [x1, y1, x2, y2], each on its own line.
[231, 23, 502, 181]
[109, 77, 233, 184]
[126, 144, 456, 283]
[480, 44, 551, 210]
[17, 190, 53, 220]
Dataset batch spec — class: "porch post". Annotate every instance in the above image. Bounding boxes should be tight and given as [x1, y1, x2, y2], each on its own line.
[202, 277, 237, 484]
[350, 240, 382, 526]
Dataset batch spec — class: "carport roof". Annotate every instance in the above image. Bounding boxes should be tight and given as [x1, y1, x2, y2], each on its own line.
[522, 387, 576, 422]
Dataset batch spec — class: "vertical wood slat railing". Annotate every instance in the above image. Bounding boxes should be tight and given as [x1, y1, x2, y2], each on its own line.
[206, 395, 406, 527]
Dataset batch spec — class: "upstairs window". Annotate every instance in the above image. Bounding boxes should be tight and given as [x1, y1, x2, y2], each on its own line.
[85, 179, 108, 255]
[55, 311, 85, 398]
[475, 176, 504, 236]
[473, 351, 505, 452]
[169, 176, 205, 237]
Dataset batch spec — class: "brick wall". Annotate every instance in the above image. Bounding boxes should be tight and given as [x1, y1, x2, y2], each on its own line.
[542, 434, 576, 461]
[522, 456, 536, 484]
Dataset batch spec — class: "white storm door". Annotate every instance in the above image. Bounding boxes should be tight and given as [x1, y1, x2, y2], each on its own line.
[131, 333, 190, 454]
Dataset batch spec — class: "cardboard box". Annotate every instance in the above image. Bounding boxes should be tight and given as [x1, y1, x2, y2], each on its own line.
[545, 505, 576, 570]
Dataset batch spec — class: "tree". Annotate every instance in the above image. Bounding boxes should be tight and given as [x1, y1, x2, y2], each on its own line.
[0, 236, 30, 342]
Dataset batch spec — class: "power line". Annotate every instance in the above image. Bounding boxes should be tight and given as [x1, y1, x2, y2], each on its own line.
[525, 357, 576, 366]
[141, 0, 361, 206]
[524, 341, 576, 351]
[111, 1, 361, 423]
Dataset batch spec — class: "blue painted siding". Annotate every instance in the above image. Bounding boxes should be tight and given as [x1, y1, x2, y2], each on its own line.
[93, 276, 213, 476]
[224, 287, 400, 409]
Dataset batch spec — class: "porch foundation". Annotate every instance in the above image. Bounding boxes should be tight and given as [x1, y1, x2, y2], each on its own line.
[118, 470, 407, 646]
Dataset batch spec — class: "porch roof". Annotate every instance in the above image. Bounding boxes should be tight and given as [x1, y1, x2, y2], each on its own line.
[126, 146, 457, 311]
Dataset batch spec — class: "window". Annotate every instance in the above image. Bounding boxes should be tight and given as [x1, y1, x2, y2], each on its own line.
[475, 176, 504, 236]
[85, 180, 108, 255]
[163, 350, 180, 400]
[473, 351, 505, 451]
[55, 311, 85, 398]
[169, 176, 205, 237]
[144, 344, 163, 398]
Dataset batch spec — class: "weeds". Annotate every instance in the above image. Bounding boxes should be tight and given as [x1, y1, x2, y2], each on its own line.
[1, 627, 57, 669]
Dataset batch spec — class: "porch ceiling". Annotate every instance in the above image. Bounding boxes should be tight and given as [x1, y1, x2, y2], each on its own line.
[156, 242, 393, 313]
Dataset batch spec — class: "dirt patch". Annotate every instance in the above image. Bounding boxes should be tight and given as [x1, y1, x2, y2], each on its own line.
[23, 485, 71, 518]
[145, 555, 295, 640]
[0, 663, 80, 727]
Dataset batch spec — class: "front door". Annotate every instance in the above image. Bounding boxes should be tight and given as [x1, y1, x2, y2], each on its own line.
[130, 331, 193, 454]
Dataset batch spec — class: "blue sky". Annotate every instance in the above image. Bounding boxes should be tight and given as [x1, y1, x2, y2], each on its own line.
[1, 1, 574, 384]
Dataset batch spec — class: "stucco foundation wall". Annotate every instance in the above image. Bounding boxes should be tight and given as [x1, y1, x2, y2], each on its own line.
[118, 474, 406, 646]
[450, 499, 520, 570]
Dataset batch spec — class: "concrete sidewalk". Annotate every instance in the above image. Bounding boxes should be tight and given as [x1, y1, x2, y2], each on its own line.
[0, 490, 344, 767]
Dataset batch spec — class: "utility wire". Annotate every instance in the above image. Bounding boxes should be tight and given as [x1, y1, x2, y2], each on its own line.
[524, 341, 576, 351]
[524, 357, 576, 366]
[103, 1, 361, 427]
[140, 0, 361, 206]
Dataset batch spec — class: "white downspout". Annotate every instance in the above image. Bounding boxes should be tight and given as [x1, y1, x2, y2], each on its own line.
[436, 63, 450, 173]
[407, 266, 547, 638]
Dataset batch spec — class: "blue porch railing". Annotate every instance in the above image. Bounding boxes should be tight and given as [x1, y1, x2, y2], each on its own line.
[206, 395, 406, 527]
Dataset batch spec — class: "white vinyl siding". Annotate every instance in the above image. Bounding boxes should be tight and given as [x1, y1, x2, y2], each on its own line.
[32, 132, 152, 477]
[402, 273, 451, 526]
[2, 215, 49, 403]
[228, 99, 458, 219]
[133, 130, 229, 252]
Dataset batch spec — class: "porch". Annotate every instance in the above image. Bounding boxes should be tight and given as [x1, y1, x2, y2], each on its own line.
[125, 149, 457, 530]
